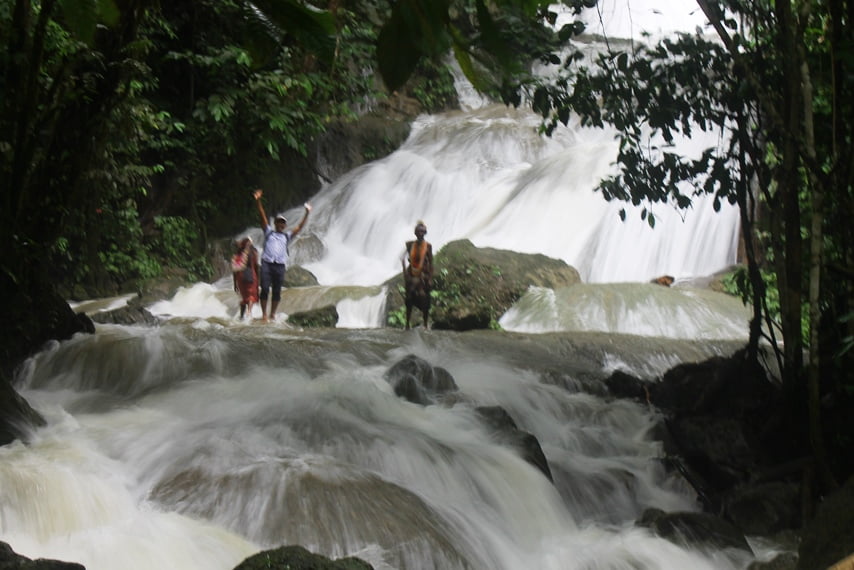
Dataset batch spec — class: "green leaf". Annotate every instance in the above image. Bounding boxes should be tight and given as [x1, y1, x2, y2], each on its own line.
[60, 0, 99, 45]
[97, 0, 119, 26]
[475, 0, 516, 73]
[377, 0, 452, 92]
[451, 42, 493, 94]
[244, 0, 336, 66]
[532, 86, 550, 116]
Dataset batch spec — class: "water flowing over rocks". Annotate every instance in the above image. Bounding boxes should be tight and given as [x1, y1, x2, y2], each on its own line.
[474, 405, 553, 483]
[89, 296, 159, 326]
[311, 114, 413, 185]
[605, 348, 854, 570]
[383, 353, 553, 482]
[637, 508, 753, 553]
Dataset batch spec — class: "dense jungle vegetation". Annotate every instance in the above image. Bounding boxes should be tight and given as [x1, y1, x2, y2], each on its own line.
[2, 0, 853, 497]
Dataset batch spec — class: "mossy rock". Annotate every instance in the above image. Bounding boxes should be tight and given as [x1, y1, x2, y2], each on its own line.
[385, 239, 580, 331]
[288, 305, 338, 328]
[284, 266, 319, 288]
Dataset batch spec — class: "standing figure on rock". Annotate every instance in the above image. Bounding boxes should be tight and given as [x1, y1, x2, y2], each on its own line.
[232, 236, 259, 320]
[253, 189, 311, 323]
[401, 221, 433, 330]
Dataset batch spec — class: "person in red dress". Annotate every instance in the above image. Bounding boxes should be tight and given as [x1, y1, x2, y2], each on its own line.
[232, 237, 259, 320]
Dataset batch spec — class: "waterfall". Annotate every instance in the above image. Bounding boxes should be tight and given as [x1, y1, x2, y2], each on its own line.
[0, 5, 779, 570]
[295, 104, 739, 287]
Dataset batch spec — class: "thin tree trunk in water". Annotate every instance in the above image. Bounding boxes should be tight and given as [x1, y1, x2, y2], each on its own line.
[735, 113, 762, 362]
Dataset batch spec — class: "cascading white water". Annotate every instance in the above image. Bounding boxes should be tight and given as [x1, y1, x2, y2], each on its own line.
[0, 5, 778, 570]
[3, 324, 769, 570]
[296, 103, 739, 287]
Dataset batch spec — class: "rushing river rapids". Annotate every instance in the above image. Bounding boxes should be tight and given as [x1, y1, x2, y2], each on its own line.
[3, 321, 779, 570]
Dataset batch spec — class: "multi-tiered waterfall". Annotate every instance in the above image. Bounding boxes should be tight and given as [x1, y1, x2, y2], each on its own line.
[0, 3, 779, 570]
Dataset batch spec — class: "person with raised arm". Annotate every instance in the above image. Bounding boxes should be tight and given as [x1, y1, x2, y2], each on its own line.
[253, 189, 311, 322]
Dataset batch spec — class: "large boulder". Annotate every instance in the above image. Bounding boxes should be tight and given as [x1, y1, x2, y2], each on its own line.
[90, 295, 159, 326]
[384, 354, 458, 405]
[288, 305, 339, 328]
[724, 481, 801, 536]
[1, 274, 93, 446]
[607, 348, 813, 545]
[797, 475, 854, 570]
[385, 239, 581, 330]
[284, 265, 320, 288]
[646, 348, 802, 515]
[0, 380, 46, 446]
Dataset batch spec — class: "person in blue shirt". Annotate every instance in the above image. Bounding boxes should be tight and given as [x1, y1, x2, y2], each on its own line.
[253, 189, 312, 322]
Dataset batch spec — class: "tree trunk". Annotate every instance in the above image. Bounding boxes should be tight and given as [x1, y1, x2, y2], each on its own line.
[801, 49, 836, 493]
[735, 113, 763, 363]
[775, 0, 806, 396]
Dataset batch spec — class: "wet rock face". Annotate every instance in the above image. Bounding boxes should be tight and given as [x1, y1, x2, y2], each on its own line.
[475, 405, 553, 482]
[638, 508, 753, 553]
[1, 276, 90, 446]
[0, 380, 46, 446]
[384, 354, 458, 405]
[604, 349, 814, 553]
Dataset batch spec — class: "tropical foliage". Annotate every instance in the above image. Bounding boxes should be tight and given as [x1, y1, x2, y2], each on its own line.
[514, 0, 854, 489]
